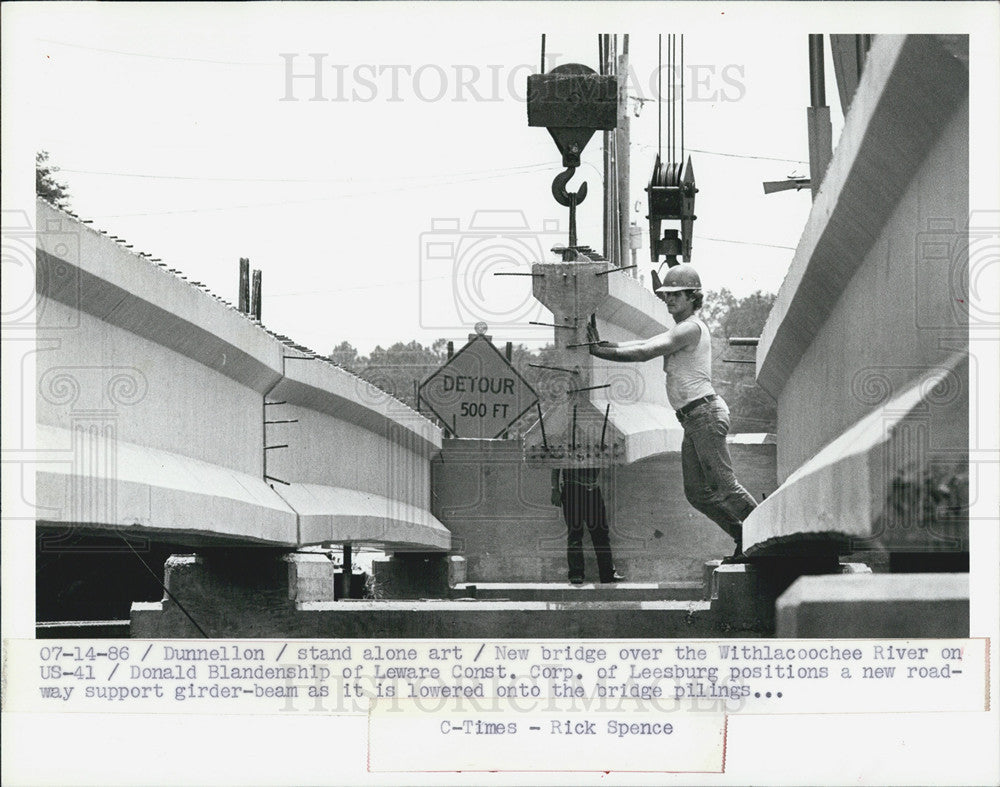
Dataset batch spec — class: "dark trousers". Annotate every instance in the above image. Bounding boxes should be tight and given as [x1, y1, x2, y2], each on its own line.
[562, 483, 616, 582]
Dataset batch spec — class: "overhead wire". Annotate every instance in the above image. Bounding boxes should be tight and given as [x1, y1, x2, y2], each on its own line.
[634, 142, 808, 165]
[58, 161, 555, 184]
[698, 236, 795, 250]
[83, 164, 559, 218]
[38, 37, 274, 67]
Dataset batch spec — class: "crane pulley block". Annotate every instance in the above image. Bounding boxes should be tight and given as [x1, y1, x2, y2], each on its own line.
[528, 63, 618, 168]
[646, 154, 697, 262]
[647, 155, 696, 220]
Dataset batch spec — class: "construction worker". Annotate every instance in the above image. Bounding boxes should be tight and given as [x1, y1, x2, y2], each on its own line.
[587, 263, 756, 562]
[551, 467, 625, 585]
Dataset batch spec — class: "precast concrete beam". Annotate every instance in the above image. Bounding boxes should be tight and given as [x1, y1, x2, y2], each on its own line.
[36, 200, 284, 394]
[743, 352, 968, 557]
[775, 572, 969, 637]
[35, 425, 298, 546]
[525, 261, 675, 467]
[34, 202, 447, 553]
[272, 356, 440, 459]
[275, 482, 451, 550]
[523, 399, 679, 468]
[757, 35, 969, 400]
[531, 261, 612, 323]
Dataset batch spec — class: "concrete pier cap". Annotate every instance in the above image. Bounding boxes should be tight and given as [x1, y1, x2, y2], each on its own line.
[524, 260, 682, 468]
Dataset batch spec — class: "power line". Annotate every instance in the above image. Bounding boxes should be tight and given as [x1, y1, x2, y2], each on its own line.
[634, 141, 807, 165]
[59, 162, 554, 185]
[690, 147, 807, 165]
[87, 166, 557, 218]
[698, 236, 796, 251]
[267, 273, 455, 298]
[38, 38, 274, 67]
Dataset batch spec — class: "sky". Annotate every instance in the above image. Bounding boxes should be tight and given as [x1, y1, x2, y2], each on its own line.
[2, 6, 999, 784]
[3, 2, 983, 357]
[4, 2, 852, 356]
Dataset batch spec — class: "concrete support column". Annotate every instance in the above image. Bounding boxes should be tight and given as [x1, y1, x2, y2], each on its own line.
[370, 553, 464, 599]
[130, 549, 361, 638]
[710, 556, 854, 634]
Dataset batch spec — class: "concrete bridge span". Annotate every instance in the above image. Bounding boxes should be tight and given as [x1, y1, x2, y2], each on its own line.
[35, 199, 449, 552]
[735, 34, 972, 636]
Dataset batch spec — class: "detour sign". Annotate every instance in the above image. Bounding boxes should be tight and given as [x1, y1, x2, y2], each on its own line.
[419, 335, 538, 438]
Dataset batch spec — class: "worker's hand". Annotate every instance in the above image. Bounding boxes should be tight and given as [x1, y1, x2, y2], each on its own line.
[650, 269, 668, 303]
[551, 486, 562, 507]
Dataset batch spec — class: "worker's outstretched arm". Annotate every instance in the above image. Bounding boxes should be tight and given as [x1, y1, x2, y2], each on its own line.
[587, 321, 699, 362]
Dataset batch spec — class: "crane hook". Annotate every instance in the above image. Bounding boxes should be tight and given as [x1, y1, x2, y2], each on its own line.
[551, 167, 588, 207]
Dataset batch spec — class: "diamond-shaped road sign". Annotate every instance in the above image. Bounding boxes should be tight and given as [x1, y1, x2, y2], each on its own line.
[419, 335, 538, 438]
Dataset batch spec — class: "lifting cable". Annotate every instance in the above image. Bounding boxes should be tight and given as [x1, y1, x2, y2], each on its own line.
[656, 33, 686, 187]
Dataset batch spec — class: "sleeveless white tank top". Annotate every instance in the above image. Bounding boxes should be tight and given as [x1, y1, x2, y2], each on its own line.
[664, 316, 715, 410]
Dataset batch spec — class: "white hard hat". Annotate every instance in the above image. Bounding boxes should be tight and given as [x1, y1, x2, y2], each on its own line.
[655, 263, 702, 292]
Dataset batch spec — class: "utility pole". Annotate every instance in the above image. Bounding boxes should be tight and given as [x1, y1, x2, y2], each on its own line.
[251, 269, 262, 320]
[616, 35, 632, 274]
[602, 35, 615, 262]
[238, 258, 250, 313]
[807, 35, 833, 199]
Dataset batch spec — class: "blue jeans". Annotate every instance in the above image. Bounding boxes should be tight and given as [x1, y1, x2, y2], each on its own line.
[679, 398, 757, 546]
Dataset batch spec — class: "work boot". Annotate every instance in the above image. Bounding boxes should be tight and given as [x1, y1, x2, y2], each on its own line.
[601, 571, 626, 584]
[721, 542, 746, 565]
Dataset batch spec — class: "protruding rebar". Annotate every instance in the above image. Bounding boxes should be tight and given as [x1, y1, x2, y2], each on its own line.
[529, 363, 577, 373]
[529, 321, 576, 329]
[600, 402, 611, 451]
[536, 402, 549, 450]
[595, 264, 638, 276]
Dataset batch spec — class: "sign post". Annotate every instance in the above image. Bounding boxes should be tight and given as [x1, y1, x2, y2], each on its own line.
[419, 326, 538, 439]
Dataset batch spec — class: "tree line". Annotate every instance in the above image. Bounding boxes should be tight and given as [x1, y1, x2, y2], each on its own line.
[329, 289, 777, 434]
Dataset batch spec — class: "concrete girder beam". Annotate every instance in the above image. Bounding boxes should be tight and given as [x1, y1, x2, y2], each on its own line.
[775, 572, 968, 637]
[743, 352, 968, 558]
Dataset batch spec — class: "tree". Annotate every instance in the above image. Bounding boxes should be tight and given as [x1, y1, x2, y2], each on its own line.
[36, 151, 71, 208]
[702, 288, 777, 433]
[362, 341, 448, 408]
[329, 341, 359, 368]
[329, 340, 447, 410]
